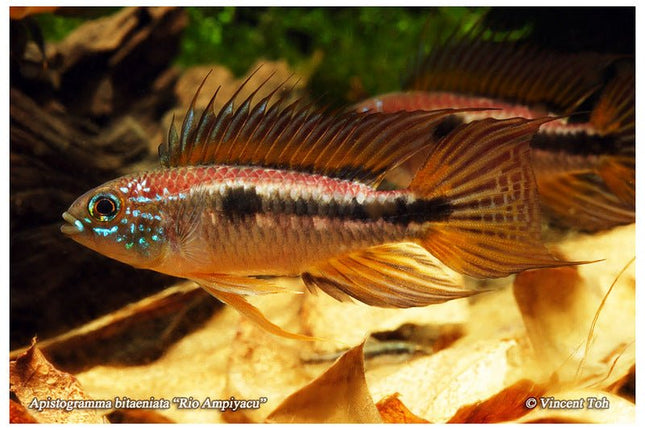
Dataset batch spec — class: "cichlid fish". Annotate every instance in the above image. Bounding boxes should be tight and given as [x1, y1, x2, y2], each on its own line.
[62, 73, 568, 339]
[354, 30, 635, 232]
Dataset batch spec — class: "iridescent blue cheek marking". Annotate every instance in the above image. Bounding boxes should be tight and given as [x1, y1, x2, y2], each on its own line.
[140, 212, 157, 221]
[93, 225, 119, 237]
[138, 237, 149, 249]
[74, 219, 85, 232]
[138, 224, 152, 233]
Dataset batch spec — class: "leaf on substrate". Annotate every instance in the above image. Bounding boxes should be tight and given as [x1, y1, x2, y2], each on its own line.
[609, 364, 635, 403]
[221, 291, 324, 423]
[513, 224, 635, 388]
[10, 342, 108, 423]
[515, 389, 635, 423]
[10, 398, 38, 423]
[300, 285, 469, 354]
[266, 341, 383, 423]
[75, 295, 241, 424]
[10, 282, 216, 374]
[448, 378, 547, 423]
[376, 393, 430, 423]
[368, 338, 519, 423]
[459, 280, 526, 343]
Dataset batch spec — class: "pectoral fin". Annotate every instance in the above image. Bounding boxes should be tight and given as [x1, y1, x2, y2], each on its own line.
[302, 242, 473, 308]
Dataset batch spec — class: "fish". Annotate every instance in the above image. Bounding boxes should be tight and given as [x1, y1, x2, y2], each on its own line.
[354, 27, 635, 232]
[61, 72, 570, 339]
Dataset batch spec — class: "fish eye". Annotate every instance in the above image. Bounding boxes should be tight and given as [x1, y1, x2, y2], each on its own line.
[88, 193, 121, 222]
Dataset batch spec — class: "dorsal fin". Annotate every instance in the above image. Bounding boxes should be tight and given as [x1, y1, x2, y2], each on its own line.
[404, 23, 616, 114]
[590, 64, 635, 139]
[159, 72, 465, 187]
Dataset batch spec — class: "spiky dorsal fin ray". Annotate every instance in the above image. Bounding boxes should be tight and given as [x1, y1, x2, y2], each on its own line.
[404, 21, 616, 114]
[159, 72, 466, 188]
[590, 65, 635, 139]
[410, 117, 575, 279]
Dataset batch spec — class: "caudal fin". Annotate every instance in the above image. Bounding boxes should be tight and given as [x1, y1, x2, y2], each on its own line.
[409, 117, 569, 278]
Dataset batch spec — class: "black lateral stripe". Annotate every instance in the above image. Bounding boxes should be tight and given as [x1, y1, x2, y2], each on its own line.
[531, 130, 625, 157]
[220, 186, 452, 225]
[221, 187, 263, 219]
[382, 196, 453, 224]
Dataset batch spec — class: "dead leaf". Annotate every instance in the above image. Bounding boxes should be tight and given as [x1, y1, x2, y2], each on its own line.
[267, 342, 382, 423]
[513, 224, 635, 387]
[376, 393, 430, 423]
[9, 398, 38, 423]
[222, 293, 320, 423]
[76, 302, 240, 423]
[368, 339, 518, 422]
[448, 379, 547, 423]
[513, 266, 592, 380]
[460, 284, 526, 343]
[10, 282, 216, 373]
[10, 342, 108, 423]
[301, 288, 469, 354]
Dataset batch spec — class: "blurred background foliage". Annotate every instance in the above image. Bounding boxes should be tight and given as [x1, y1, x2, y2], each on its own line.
[34, 7, 489, 105]
[30, 6, 635, 105]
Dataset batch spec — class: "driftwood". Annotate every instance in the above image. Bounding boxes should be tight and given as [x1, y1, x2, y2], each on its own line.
[10, 7, 198, 350]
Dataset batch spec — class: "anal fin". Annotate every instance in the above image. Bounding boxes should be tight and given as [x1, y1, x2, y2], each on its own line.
[302, 242, 474, 308]
[598, 156, 635, 206]
[538, 172, 635, 231]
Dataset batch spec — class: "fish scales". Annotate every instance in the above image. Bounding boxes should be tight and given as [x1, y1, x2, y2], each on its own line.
[117, 165, 446, 277]
[62, 72, 573, 339]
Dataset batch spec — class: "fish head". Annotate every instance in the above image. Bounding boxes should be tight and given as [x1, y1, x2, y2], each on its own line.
[61, 174, 167, 269]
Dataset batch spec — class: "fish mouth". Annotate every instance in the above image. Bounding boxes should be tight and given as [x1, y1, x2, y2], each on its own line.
[61, 212, 85, 235]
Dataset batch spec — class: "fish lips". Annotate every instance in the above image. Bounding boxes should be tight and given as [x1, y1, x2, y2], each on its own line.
[61, 211, 85, 235]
